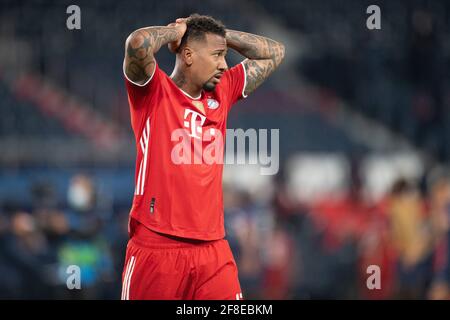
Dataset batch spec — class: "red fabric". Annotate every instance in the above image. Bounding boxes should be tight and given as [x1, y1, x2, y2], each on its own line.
[358, 233, 397, 299]
[125, 63, 246, 240]
[312, 197, 372, 251]
[121, 220, 242, 300]
[434, 235, 449, 273]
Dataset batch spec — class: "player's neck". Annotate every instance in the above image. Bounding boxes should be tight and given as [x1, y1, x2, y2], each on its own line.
[170, 69, 202, 98]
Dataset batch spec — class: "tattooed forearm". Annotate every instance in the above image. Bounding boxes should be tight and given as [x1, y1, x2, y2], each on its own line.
[226, 29, 285, 95]
[226, 30, 284, 63]
[124, 26, 182, 84]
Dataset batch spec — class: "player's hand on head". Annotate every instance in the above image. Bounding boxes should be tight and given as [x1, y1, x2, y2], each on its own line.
[167, 18, 187, 53]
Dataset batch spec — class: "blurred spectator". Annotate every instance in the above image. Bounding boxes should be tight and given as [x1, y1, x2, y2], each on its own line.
[224, 186, 265, 299]
[387, 178, 434, 299]
[54, 173, 115, 299]
[427, 169, 450, 299]
[1, 210, 54, 298]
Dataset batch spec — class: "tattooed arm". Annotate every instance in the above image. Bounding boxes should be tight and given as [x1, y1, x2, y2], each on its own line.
[226, 30, 285, 96]
[124, 20, 186, 85]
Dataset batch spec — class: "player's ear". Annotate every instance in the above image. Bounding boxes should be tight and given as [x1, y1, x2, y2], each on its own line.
[181, 46, 193, 66]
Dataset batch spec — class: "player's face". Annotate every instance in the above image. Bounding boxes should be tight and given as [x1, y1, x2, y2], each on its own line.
[191, 33, 228, 92]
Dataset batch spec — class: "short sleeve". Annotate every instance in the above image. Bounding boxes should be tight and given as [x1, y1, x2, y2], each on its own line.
[220, 62, 247, 108]
[124, 62, 162, 110]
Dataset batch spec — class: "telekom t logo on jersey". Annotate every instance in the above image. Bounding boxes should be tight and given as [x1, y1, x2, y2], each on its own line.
[172, 107, 280, 175]
[183, 109, 206, 139]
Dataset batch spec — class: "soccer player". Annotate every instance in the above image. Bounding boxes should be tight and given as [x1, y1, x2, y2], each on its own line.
[121, 14, 284, 300]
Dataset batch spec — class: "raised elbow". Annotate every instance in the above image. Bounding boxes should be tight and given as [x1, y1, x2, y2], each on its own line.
[125, 30, 149, 55]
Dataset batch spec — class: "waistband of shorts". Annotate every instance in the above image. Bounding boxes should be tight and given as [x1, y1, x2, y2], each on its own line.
[130, 219, 220, 249]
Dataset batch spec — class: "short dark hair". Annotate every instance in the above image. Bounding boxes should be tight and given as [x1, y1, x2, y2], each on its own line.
[178, 14, 226, 52]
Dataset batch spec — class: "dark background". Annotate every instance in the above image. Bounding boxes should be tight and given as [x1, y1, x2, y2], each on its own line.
[1, 0, 450, 299]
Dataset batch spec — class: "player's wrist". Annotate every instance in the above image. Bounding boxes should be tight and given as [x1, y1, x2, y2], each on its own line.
[166, 19, 187, 53]
[171, 19, 187, 39]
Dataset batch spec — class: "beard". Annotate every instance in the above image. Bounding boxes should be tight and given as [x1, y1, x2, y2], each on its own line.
[202, 81, 216, 92]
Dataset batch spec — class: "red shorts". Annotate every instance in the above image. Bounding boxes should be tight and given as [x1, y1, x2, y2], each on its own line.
[121, 219, 242, 300]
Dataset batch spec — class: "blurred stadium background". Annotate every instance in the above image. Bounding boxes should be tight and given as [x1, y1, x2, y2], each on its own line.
[1, 0, 450, 299]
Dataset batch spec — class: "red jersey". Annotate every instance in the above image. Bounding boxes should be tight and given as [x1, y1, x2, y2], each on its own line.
[125, 62, 247, 240]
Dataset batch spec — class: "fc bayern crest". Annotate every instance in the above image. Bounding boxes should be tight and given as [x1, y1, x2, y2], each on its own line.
[207, 98, 220, 109]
